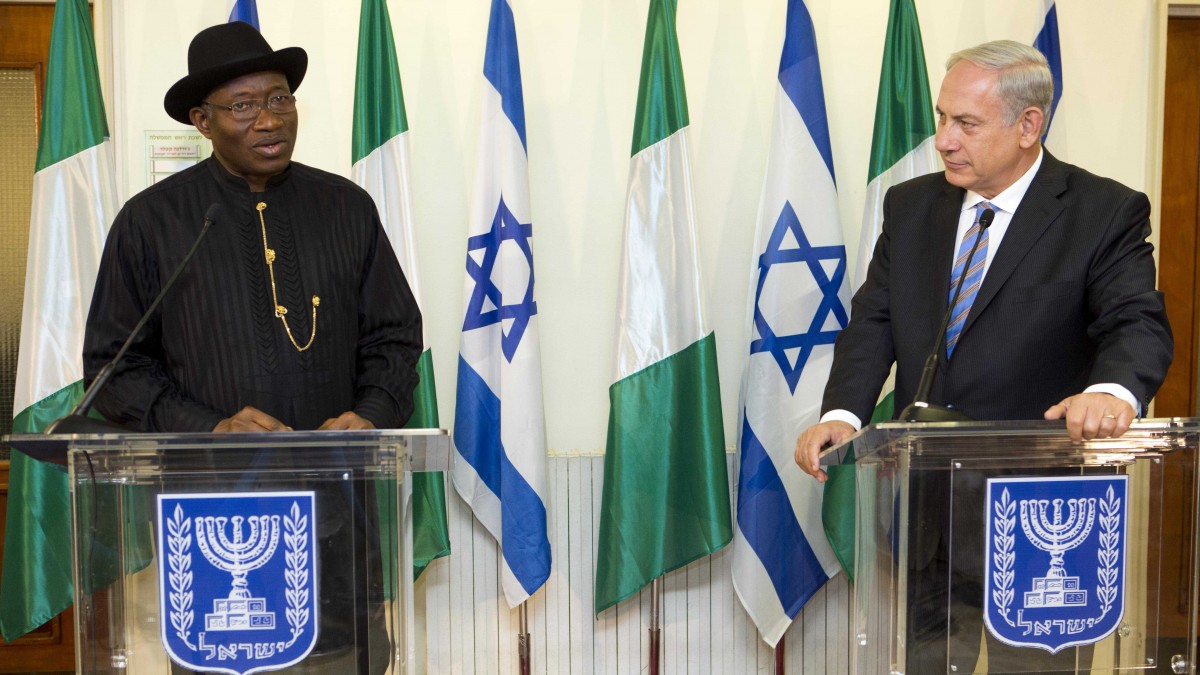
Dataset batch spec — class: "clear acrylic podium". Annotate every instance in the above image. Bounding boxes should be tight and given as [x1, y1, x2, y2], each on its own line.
[7, 429, 447, 675]
[826, 419, 1200, 675]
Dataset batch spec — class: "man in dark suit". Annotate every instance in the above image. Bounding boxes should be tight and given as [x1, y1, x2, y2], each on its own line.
[793, 40, 1172, 673]
[794, 39, 1171, 473]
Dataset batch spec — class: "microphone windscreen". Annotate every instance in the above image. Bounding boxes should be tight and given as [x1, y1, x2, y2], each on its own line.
[979, 208, 996, 229]
[204, 202, 223, 223]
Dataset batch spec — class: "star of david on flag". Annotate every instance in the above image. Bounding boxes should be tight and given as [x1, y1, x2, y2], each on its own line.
[463, 196, 537, 362]
[750, 202, 847, 394]
[732, 0, 849, 647]
[452, 0, 551, 608]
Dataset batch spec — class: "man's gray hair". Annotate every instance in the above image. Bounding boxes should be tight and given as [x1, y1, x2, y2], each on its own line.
[946, 40, 1053, 124]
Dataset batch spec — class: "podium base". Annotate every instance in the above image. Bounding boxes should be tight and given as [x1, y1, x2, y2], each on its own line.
[898, 402, 973, 423]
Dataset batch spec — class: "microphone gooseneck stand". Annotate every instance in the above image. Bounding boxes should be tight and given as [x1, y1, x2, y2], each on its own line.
[899, 207, 996, 423]
[44, 202, 224, 435]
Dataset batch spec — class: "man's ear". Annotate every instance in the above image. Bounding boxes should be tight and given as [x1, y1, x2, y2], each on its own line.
[1018, 106, 1045, 149]
[190, 106, 212, 139]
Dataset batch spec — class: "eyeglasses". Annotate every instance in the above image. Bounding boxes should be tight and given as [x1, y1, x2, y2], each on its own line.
[203, 94, 297, 121]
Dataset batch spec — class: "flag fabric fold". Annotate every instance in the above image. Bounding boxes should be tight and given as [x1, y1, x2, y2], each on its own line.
[1034, 0, 1063, 142]
[452, 0, 551, 608]
[594, 0, 731, 615]
[852, 0, 939, 291]
[732, 0, 849, 646]
[2, 0, 118, 641]
[227, 0, 259, 28]
[824, 0, 937, 580]
[351, 0, 450, 582]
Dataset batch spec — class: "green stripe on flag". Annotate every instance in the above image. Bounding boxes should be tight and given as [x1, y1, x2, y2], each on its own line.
[376, 351, 450, 592]
[406, 350, 439, 429]
[595, 334, 731, 613]
[352, 0, 448, 585]
[822, 391, 895, 582]
[403, 351, 450, 581]
[409, 473, 450, 580]
[630, 0, 689, 156]
[865, 0, 936, 183]
[4, 0, 117, 641]
[13, 381, 83, 434]
[374, 352, 450, 588]
[35, 0, 108, 172]
[351, 0, 409, 165]
[832, 0, 934, 579]
[0, 452, 72, 641]
[0, 449, 156, 643]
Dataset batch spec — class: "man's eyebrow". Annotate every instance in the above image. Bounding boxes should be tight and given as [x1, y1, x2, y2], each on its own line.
[935, 108, 984, 124]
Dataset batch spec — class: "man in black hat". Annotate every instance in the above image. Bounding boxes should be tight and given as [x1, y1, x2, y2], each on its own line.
[81, 22, 419, 671]
[83, 21, 421, 432]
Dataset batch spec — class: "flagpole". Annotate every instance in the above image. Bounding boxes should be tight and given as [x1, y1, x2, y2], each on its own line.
[774, 634, 785, 673]
[518, 600, 531, 675]
[649, 576, 663, 675]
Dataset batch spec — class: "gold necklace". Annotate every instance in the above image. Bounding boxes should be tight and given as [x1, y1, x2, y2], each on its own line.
[257, 201, 319, 352]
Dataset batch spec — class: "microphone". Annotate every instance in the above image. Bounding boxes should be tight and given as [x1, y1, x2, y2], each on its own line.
[899, 207, 995, 423]
[44, 203, 223, 435]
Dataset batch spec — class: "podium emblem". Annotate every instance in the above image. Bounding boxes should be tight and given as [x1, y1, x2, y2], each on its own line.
[984, 476, 1127, 653]
[157, 492, 318, 674]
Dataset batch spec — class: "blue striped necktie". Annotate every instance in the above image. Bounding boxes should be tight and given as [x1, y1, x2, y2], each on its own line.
[945, 202, 994, 358]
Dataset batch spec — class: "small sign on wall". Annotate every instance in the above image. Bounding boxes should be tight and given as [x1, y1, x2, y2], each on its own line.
[146, 130, 209, 186]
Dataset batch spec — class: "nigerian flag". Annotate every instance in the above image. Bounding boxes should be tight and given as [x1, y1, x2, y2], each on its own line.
[351, 0, 449, 580]
[822, 0, 937, 580]
[2, 0, 118, 640]
[853, 0, 938, 290]
[594, 0, 731, 614]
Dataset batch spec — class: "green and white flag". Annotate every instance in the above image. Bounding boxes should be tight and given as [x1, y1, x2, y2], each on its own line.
[594, 0, 731, 614]
[823, 0, 937, 580]
[351, 0, 449, 581]
[853, 0, 939, 290]
[1, 0, 118, 640]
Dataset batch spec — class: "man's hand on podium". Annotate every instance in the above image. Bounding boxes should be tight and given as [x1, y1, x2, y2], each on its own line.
[213, 406, 292, 432]
[319, 411, 376, 431]
[1043, 392, 1135, 442]
[794, 420, 856, 483]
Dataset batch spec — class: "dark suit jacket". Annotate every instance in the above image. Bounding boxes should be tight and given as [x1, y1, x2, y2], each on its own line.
[823, 151, 1172, 423]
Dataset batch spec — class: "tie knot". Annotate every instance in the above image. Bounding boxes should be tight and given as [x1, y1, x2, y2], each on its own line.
[975, 201, 996, 223]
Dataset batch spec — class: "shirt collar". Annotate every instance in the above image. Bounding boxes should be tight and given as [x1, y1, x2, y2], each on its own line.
[205, 156, 293, 192]
[963, 147, 1044, 214]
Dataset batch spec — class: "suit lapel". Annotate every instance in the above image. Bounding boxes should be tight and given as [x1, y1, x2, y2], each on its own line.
[925, 181, 964, 335]
[963, 152, 1068, 334]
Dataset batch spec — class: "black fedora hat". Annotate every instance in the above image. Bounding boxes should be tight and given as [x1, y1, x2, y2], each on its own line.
[164, 22, 307, 124]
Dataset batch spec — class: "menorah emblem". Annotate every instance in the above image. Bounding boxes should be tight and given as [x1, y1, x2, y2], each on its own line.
[985, 476, 1128, 654]
[194, 515, 282, 631]
[158, 492, 318, 674]
[1019, 497, 1097, 608]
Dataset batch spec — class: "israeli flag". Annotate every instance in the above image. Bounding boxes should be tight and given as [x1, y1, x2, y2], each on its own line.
[452, 0, 551, 608]
[731, 0, 849, 647]
[227, 0, 259, 28]
[1034, 0, 1063, 142]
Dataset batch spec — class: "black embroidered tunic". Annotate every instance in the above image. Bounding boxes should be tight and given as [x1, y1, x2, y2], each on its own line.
[83, 158, 422, 431]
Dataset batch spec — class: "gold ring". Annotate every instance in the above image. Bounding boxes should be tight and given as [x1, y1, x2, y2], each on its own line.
[1103, 414, 1116, 419]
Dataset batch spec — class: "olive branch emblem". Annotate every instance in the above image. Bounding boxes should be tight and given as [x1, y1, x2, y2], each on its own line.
[167, 504, 196, 649]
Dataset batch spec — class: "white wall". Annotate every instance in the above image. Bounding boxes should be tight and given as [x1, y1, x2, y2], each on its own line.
[101, 0, 1160, 455]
